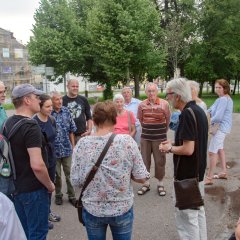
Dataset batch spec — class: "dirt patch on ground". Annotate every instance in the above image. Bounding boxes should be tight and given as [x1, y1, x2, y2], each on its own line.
[228, 188, 240, 215]
[216, 161, 237, 169]
[205, 186, 226, 204]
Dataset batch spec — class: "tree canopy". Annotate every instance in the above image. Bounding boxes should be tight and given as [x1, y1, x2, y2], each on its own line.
[28, 0, 240, 96]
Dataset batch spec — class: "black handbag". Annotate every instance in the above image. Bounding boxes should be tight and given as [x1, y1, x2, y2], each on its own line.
[75, 134, 116, 226]
[174, 108, 204, 210]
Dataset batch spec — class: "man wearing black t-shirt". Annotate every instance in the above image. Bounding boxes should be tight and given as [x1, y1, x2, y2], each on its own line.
[160, 78, 208, 240]
[6, 84, 55, 240]
[63, 79, 92, 143]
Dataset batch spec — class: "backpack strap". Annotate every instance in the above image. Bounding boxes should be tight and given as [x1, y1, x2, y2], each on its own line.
[3, 117, 34, 180]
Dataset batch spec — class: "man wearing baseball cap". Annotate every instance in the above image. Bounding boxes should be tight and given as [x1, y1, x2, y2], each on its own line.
[2, 84, 55, 239]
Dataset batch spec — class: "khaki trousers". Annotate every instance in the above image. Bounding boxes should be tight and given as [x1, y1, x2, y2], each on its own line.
[55, 156, 75, 199]
[141, 139, 166, 181]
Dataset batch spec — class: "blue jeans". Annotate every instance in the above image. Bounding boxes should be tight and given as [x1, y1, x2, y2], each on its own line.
[14, 188, 49, 240]
[83, 207, 134, 240]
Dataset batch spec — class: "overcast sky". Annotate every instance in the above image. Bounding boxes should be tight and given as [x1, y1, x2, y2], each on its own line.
[0, 0, 40, 44]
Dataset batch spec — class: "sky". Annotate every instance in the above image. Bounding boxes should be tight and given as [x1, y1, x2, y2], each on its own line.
[0, 0, 40, 44]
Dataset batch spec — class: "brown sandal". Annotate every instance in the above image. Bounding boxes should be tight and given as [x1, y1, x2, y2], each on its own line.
[204, 177, 213, 185]
[213, 172, 227, 180]
[137, 185, 150, 195]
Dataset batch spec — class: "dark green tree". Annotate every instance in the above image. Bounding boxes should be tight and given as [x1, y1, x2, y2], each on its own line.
[84, 0, 166, 97]
[28, 0, 84, 82]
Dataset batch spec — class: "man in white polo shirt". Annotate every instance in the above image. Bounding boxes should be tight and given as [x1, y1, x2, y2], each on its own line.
[122, 86, 142, 147]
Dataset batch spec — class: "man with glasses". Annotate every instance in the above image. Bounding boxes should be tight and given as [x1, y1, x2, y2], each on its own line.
[4, 84, 55, 239]
[137, 82, 170, 196]
[0, 81, 7, 128]
[159, 78, 208, 240]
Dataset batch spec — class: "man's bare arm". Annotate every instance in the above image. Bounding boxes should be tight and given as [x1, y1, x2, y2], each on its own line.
[28, 147, 55, 192]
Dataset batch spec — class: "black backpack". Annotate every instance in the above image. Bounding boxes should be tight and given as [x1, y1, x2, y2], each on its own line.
[0, 118, 30, 195]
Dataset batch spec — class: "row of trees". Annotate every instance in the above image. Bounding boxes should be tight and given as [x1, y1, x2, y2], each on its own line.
[28, 0, 240, 97]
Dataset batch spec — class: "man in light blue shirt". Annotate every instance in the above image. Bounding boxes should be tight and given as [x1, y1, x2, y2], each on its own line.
[0, 81, 7, 129]
[122, 87, 142, 147]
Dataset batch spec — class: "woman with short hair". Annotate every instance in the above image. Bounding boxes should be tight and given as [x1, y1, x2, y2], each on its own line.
[113, 94, 136, 137]
[188, 80, 207, 113]
[71, 100, 149, 240]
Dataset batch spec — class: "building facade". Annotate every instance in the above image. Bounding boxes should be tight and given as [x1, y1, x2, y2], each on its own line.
[0, 27, 32, 91]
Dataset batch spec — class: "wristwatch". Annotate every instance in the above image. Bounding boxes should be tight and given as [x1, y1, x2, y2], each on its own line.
[168, 145, 173, 153]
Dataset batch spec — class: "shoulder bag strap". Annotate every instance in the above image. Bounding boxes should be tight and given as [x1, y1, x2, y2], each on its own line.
[127, 111, 131, 134]
[175, 108, 199, 179]
[77, 133, 116, 206]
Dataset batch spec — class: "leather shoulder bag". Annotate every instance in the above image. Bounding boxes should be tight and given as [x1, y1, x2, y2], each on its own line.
[75, 133, 116, 226]
[174, 108, 204, 210]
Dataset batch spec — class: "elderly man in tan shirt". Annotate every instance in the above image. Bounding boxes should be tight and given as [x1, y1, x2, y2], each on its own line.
[137, 82, 170, 196]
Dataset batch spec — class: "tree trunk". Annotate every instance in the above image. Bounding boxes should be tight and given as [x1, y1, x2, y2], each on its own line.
[103, 81, 113, 100]
[63, 74, 67, 94]
[199, 81, 204, 98]
[134, 74, 140, 98]
[211, 80, 215, 94]
[233, 79, 237, 95]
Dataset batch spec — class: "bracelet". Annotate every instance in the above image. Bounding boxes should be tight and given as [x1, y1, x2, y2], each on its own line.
[169, 146, 173, 153]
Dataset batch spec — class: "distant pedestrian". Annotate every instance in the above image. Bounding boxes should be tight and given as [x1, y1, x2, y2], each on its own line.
[205, 79, 233, 185]
[122, 86, 142, 147]
[63, 79, 92, 144]
[51, 91, 77, 206]
[137, 83, 170, 196]
[0, 81, 7, 128]
[113, 93, 136, 137]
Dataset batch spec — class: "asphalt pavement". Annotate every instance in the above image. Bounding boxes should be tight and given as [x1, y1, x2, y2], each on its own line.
[6, 110, 240, 240]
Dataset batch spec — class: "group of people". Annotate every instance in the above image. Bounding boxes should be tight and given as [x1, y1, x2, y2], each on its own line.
[0, 79, 92, 239]
[0, 77, 237, 240]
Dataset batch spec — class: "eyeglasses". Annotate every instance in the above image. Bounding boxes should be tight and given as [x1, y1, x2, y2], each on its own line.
[165, 92, 175, 98]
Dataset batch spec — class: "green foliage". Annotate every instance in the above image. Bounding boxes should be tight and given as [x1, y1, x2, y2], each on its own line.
[84, 0, 166, 87]
[28, 0, 85, 78]
[2, 103, 14, 110]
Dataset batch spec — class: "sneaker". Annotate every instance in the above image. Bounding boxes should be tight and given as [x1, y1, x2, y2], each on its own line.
[48, 221, 54, 230]
[55, 197, 63, 205]
[68, 198, 77, 206]
[49, 212, 61, 222]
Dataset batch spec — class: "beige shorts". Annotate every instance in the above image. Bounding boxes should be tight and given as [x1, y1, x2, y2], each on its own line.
[208, 130, 226, 154]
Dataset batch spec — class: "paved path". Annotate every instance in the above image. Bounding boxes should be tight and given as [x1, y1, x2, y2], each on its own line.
[6, 111, 240, 240]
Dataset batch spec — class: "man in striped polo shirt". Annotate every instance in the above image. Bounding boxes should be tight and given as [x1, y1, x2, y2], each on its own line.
[137, 83, 170, 196]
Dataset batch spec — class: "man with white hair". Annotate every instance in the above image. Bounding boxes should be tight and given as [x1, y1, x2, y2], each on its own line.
[122, 87, 142, 147]
[51, 91, 77, 206]
[137, 83, 170, 196]
[160, 78, 208, 240]
[0, 81, 7, 128]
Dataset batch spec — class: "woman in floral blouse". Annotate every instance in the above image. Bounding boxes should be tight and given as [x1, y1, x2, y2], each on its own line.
[71, 100, 149, 240]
